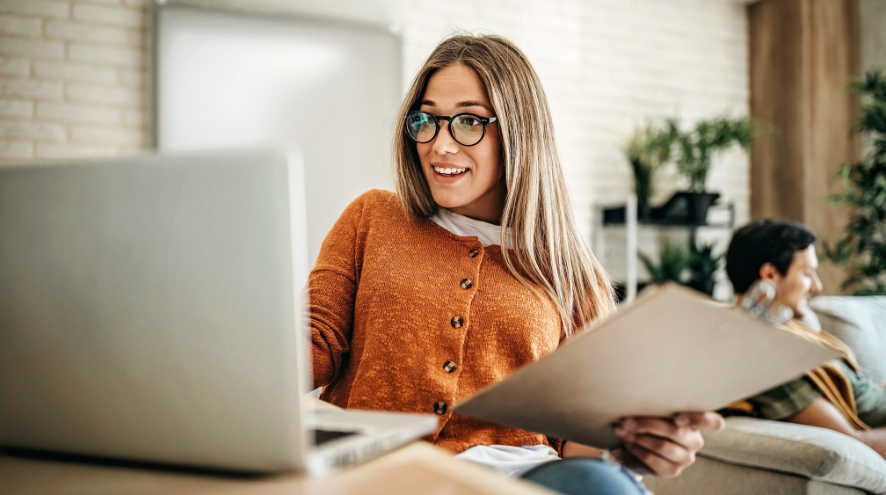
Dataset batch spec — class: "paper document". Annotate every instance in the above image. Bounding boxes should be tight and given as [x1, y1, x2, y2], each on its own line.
[454, 283, 840, 449]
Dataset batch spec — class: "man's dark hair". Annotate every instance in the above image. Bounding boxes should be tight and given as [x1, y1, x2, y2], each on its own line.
[725, 219, 817, 294]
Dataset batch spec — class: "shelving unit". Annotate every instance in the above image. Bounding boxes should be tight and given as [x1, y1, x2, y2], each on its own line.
[593, 194, 735, 303]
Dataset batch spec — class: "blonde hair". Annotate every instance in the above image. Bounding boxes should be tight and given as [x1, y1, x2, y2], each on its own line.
[393, 34, 615, 337]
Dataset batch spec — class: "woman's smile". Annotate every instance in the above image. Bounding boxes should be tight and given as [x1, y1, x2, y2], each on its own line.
[432, 165, 469, 176]
[431, 163, 470, 184]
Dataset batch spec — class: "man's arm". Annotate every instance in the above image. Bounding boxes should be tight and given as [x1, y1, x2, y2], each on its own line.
[788, 397, 886, 458]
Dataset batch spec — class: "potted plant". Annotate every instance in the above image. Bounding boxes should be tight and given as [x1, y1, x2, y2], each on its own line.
[625, 123, 677, 219]
[639, 236, 691, 284]
[687, 238, 724, 296]
[669, 117, 756, 223]
[825, 69, 886, 295]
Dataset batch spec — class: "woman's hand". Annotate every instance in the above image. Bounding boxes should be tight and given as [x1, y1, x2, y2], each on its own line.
[611, 412, 725, 477]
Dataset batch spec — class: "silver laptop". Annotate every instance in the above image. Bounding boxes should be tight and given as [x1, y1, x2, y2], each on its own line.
[0, 149, 437, 473]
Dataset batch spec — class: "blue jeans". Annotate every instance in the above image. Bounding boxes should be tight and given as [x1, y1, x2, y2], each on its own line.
[520, 458, 649, 495]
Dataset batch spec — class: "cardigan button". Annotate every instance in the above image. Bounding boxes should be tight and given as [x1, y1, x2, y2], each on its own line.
[434, 401, 448, 415]
[469, 248, 480, 258]
[460, 279, 473, 290]
[443, 361, 457, 373]
[450, 316, 463, 328]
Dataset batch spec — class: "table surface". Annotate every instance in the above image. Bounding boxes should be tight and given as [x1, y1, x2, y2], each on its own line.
[0, 441, 556, 495]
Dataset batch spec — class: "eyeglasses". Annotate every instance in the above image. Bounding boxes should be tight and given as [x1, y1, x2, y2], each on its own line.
[405, 110, 498, 147]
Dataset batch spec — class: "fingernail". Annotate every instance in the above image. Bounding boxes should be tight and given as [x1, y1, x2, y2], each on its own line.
[623, 419, 636, 431]
[675, 416, 689, 427]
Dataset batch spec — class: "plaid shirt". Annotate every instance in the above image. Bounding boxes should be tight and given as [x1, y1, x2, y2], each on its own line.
[746, 360, 886, 427]
[747, 376, 821, 420]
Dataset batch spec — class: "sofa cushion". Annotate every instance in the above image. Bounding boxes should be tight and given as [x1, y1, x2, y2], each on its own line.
[701, 417, 886, 494]
[644, 456, 868, 495]
[810, 296, 886, 382]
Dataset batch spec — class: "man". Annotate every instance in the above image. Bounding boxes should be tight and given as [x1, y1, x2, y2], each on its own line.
[725, 219, 886, 459]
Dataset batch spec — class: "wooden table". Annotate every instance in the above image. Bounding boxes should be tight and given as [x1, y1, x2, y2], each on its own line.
[0, 442, 556, 495]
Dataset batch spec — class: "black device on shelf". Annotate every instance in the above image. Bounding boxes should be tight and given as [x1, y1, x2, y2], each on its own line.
[602, 192, 721, 226]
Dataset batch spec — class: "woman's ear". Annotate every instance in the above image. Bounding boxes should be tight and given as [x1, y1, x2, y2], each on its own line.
[759, 263, 779, 282]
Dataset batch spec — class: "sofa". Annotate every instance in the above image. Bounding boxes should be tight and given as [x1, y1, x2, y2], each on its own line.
[644, 296, 886, 495]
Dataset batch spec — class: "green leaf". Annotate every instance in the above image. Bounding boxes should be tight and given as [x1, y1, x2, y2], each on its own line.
[668, 116, 758, 193]
[829, 68, 886, 294]
[639, 236, 691, 284]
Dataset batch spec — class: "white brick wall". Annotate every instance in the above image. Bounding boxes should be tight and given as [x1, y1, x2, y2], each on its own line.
[0, 0, 149, 161]
[0, 0, 749, 288]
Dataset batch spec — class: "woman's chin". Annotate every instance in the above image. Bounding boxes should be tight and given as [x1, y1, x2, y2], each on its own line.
[430, 193, 470, 211]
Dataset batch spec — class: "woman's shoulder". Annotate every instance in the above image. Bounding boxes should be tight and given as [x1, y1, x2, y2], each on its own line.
[348, 189, 402, 215]
[340, 189, 411, 228]
[354, 189, 398, 209]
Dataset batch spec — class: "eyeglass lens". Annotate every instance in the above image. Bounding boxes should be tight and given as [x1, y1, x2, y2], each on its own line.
[406, 112, 487, 146]
[407, 112, 437, 143]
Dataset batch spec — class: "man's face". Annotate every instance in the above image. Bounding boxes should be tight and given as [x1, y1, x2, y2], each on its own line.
[762, 245, 823, 318]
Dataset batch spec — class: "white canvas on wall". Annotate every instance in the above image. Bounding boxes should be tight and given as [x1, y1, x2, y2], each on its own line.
[155, 5, 401, 264]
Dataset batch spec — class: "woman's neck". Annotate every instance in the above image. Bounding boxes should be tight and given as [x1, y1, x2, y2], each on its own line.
[447, 182, 506, 225]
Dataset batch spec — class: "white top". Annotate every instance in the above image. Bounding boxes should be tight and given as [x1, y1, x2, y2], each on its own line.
[431, 208, 554, 476]
[455, 444, 561, 476]
[430, 207, 511, 248]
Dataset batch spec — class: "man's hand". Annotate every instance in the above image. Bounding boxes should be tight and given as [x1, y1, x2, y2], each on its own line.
[611, 412, 725, 477]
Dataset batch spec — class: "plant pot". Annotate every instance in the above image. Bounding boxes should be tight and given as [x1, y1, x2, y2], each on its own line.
[650, 191, 719, 225]
[686, 278, 716, 297]
[688, 192, 720, 225]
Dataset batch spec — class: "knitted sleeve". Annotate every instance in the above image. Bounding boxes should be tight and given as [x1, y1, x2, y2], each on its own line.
[308, 192, 373, 388]
[548, 437, 565, 457]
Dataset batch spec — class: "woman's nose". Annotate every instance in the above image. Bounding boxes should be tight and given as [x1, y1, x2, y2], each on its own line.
[432, 123, 459, 154]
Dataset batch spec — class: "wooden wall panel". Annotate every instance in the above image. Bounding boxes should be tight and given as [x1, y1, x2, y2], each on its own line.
[748, 0, 860, 295]
[808, 0, 860, 294]
[749, 0, 807, 223]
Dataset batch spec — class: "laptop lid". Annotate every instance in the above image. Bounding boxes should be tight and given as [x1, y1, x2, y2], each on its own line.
[0, 149, 313, 472]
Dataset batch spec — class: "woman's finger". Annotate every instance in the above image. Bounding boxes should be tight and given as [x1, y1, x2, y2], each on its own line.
[626, 432, 696, 466]
[617, 417, 704, 452]
[673, 411, 725, 431]
[623, 442, 686, 478]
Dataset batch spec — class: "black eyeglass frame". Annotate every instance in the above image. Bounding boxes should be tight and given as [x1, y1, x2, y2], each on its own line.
[405, 110, 498, 147]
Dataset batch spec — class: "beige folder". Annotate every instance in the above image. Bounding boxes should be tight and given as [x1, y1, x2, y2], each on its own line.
[454, 283, 841, 449]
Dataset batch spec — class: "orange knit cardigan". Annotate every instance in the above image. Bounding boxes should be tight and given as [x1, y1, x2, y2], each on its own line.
[310, 189, 565, 454]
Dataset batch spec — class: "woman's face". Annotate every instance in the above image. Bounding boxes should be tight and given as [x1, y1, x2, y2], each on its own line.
[416, 64, 505, 225]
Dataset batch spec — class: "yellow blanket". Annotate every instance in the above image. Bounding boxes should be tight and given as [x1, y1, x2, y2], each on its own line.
[729, 319, 870, 431]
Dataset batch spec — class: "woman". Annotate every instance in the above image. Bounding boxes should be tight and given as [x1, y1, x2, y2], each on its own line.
[309, 34, 722, 495]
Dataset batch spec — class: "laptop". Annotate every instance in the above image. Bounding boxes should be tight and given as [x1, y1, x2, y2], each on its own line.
[0, 149, 437, 474]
